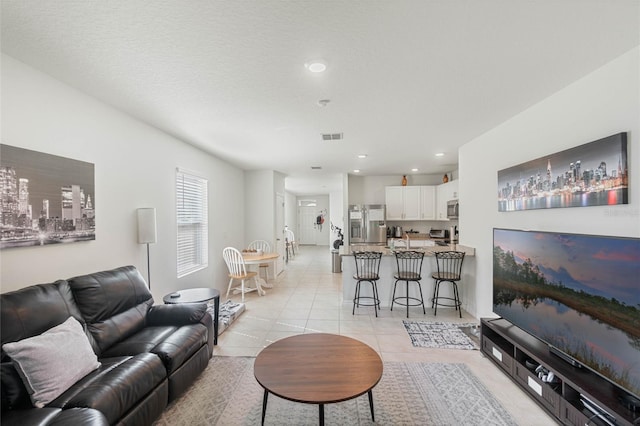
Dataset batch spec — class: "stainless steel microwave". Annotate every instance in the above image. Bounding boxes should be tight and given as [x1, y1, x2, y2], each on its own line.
[446, 200, 459, 219]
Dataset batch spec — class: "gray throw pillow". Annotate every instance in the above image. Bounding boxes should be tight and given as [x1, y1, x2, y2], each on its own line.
[2, 316, 101, 408]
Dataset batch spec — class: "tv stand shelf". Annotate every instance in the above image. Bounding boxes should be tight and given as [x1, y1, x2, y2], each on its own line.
[481, 318, 638, 426]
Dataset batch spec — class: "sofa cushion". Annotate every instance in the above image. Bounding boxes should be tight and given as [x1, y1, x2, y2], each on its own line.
[3, 317, 101, 408]
[49, 353, 166, 424]
[68, 266, 154, 353]
[100, 326, 178, 358]
[1, 281, 92, 411]
[100, 324, 208, 375]
[1, 362, 30, 410]
[1, 281, 87, 356]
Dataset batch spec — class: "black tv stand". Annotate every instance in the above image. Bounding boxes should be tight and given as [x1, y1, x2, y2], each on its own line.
[549, 345, 583, 368]
[620, 394, 640, 413]
[481, 318, 639, 426]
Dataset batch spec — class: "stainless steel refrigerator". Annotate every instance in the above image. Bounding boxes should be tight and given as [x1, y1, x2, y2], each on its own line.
[348, 204, 387, 245]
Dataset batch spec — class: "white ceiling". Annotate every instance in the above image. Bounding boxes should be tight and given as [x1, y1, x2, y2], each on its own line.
[2, 1, 638, 195]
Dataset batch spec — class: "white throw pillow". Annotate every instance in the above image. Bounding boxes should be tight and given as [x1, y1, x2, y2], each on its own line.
[2, 316, 101, 408]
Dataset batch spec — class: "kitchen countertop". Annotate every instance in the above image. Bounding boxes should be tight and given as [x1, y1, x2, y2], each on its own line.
[339, 242, 475, 257]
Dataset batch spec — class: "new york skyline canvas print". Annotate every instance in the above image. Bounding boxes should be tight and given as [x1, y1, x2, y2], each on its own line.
[497, 133, 628, 212]
[1, 144, 95, 249]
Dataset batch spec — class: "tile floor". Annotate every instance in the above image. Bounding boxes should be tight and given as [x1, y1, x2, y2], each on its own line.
[213, 245, 555, 425]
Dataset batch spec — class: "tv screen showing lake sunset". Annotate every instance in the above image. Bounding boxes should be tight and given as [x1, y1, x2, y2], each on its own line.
[493, 228, 640, 398]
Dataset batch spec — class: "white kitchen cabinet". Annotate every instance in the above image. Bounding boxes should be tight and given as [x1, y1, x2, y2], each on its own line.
[385, 186, 405, 220]
[420, 186, 436, 220]
[436, 180, 458, 220]
[403, 186, 421, 220]
[385, 185, 430, 221]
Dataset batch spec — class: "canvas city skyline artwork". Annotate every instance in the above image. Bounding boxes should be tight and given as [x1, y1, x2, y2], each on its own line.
[497, 133, 628, 212]
[0, 144, 95, 249]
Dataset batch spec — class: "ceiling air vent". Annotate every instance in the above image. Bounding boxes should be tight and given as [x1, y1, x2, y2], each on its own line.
[321, 133, 343, 141]
[311, 166, 322, 170]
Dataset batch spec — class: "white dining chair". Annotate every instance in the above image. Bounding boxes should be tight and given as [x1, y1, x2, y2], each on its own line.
[248, 240, 271, 280]
[285, 229, 297, 257]
[222, 247, 265, 302]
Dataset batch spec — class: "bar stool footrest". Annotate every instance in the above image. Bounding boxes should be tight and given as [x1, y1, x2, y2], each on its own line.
[432, 296, 461, 309]
[354, 296, 380, 308]
[392, 296, 424, 307]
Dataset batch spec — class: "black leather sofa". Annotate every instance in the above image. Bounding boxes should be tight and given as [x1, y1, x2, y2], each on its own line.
[1, 266, 213, 426]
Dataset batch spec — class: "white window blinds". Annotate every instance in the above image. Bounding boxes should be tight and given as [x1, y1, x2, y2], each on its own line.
[176, 169, 208, 278]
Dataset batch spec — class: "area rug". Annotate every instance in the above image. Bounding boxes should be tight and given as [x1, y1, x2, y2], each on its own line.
[403, 321, 480, 350]
[154, 356, 516, 425]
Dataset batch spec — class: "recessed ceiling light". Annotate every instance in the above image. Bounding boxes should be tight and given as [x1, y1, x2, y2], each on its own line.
[357, 154, 367, 159]
[411, 168, 419, 172]
[305, 60, 327, 73]
[353, 169, 360, 173]
[435, 152, 445, 157]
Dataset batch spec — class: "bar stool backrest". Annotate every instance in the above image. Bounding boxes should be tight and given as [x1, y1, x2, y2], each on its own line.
[353, 251, 383, 281]
[394, 250, 425, 281]
[433, 251, 465, 281]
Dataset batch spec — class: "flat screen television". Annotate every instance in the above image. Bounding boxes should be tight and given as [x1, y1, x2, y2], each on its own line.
[492, 228, 640, 399]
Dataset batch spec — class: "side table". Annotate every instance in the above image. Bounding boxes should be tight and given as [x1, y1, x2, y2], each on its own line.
[163, 287, 220, 345]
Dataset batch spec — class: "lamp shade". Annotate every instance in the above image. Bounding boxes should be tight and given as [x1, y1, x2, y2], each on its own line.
[137, 208, 157, 244]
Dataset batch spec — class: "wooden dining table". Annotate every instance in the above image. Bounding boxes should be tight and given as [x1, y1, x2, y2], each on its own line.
[242, 252, 279, 288]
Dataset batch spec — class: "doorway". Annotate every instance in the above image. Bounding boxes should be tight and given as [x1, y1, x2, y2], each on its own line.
[275, 193, 285, 274]
[299, 205, 317, 245]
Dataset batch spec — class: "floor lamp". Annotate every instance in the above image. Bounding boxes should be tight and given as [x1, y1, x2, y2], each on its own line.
[137, 208, 157, 288]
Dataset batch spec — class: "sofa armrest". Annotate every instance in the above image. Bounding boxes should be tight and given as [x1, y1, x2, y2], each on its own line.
[147, 303, 207, 327]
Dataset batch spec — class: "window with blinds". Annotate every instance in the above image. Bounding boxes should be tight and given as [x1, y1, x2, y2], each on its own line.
[176, 169, 208, 278]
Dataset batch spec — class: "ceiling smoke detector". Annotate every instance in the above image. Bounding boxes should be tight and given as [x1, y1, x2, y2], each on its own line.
[321, 133, 343, 141]
[317, 99, 330, 107]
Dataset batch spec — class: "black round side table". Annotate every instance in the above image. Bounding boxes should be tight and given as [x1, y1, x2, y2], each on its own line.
[163, 287, 220, 345]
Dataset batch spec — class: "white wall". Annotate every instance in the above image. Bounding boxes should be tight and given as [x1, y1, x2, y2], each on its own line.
[273, 171, 285, 246]
[329, 189, 344, 248]
[244, 170, 275, 246]
[459, 47, 640, 318]
[284, 191, 297, 240]
[0, 54, 246, 301]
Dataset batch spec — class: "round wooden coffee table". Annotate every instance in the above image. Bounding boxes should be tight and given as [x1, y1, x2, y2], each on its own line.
[254, 333, 383, 425]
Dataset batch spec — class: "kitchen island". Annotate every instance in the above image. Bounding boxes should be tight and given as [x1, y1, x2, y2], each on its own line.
[339, 241, 475, 313]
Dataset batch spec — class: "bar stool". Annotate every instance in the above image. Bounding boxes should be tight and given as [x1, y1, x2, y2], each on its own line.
[391, 250, 426, 318]
[352, 251, 382, 317]
[431, 251, 466, 318]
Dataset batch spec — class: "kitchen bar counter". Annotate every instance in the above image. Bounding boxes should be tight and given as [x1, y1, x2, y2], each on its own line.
[339, 241, 475, 312]
[338, 242, 475, 257]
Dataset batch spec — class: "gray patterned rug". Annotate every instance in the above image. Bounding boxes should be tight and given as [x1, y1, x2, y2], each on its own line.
[403, 321, 480, 350]
[154, 356, 516, 425]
